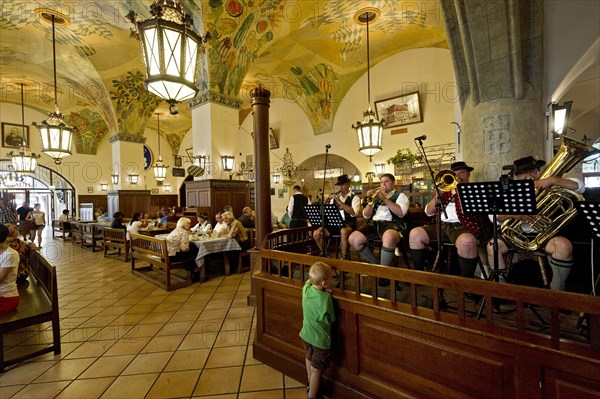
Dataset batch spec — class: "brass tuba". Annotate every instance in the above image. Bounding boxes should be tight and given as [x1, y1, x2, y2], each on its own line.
[500, 136, 600, 251]
[435, 170, 458, 191]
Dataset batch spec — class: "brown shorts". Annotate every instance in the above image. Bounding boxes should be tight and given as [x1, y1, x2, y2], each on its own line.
[302, 339, 331, 370]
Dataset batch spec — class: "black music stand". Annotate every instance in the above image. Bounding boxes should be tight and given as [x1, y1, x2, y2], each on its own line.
[457, 179, 536, 282]
[574, 201, 600, 333]
[305, 204, 345, 256]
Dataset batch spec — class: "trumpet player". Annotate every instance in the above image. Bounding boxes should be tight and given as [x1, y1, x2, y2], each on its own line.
[313, 174, 361, 259]
[409, 162, 490, 277]
[487, 156, 584, 291]
[348, 173, 409, 267]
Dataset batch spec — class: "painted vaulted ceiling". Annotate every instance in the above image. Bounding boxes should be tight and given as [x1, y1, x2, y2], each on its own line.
[0, 0, 447, 156]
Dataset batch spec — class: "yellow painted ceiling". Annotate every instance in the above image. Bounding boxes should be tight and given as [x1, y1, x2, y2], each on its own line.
[0, 0, 447, 155]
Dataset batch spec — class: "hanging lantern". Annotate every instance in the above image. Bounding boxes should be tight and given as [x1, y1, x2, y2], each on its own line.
[127, 0, 210, 111]
[351, 8, 384, 161]
[7, 83, 40, 174]
[33, 9, 74, 164]
[152, 113, 169, 181]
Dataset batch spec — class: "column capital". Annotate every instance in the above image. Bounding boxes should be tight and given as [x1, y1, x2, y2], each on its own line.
[188, 90, 242, 110]
[108, 133, 146, 144]
[250, 85, 271, 101]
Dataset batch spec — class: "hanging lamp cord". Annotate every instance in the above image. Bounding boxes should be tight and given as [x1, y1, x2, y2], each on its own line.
[52, 15, 58, 108]
[366, 15, 371, 105]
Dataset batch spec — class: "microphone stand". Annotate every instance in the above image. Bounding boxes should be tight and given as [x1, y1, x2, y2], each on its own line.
[320, 145, 330, 257]
[415, 138, 447, 272]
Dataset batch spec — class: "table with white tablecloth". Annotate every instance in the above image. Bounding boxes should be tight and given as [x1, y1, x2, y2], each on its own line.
[155, 235, 241, 280]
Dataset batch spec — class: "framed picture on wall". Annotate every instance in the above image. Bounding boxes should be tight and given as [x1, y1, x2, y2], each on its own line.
[173, 156, 182, 167]
[374, 91, 423, 128]
[2, 122, 29, 148]
[278, 189, 284, 198]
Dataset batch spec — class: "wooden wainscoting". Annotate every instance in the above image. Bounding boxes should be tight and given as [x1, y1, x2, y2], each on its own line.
[253, 250, 600, 399]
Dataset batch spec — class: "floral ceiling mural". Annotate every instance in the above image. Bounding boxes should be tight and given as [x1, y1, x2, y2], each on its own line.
[0, 0, 447, 153]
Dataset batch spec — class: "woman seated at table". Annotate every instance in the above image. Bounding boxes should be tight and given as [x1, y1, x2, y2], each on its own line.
[126, 212, 148, 240]
[191, 212, 212, 235]
[111, 212, 126, 229]
[219, 211, 250, 273]
[166, 217, 199, 271]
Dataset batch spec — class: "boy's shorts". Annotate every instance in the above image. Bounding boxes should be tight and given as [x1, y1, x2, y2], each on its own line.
[302, 339, 331, 370]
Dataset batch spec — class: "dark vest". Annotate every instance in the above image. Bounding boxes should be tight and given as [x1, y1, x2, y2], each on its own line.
[291, 193, 308, 220]
[372, 191, 407, 231]
[336, 194, 356, 229]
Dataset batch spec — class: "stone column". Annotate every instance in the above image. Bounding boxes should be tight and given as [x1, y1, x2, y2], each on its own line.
[441, 0, 545, 180]
[109, 133, 146, 189]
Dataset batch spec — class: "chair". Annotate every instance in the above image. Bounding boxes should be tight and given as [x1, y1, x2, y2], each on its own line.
[103, 228, 130, 262]
[237, 228, 255, 274]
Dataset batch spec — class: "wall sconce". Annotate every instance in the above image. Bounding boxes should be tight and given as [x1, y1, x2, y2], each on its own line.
[353, 169, 361, 182]
[272, 174, 280, 184]
[164, 184, 171, 192]
[221, 155, 235, 171]
[548, 101, 573, 135]
[111, 173, 119, 184]
[100, 183, 108, 191]
[374, 163, 385, 175]
[194, 155, 208, 169]
[128, 173, 139, 184]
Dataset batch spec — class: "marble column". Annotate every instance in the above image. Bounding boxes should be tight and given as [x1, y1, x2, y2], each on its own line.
[108, 133, 146, 189]
[441, 0, 545, 180]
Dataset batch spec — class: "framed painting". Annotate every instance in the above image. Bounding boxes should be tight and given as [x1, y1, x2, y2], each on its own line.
[374, 91, 423, 128]
[2, 122, 29, 148]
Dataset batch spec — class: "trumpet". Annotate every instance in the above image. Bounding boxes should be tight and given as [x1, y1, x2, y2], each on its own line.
[434, 169, 458, 191]
[362, 188, 381, 207]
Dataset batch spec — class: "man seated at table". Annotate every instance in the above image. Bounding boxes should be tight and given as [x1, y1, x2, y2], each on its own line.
[166, 217, 199, 272]
[191, 212, 212, 235]
[238, 207, 255, 228]
[213, 211, 228, 236]
[58, 209, 72, 237]
[219, 211, 250, 273]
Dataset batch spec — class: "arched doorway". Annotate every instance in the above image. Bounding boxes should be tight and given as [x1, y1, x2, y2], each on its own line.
[296, 154, 361, 202]
[0, 160, 76, 225]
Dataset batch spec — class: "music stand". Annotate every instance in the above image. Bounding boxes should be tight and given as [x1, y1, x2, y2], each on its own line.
[457, 179, 536, 281]
[574, 201, 600, 333]
[305, 204, 345, 256]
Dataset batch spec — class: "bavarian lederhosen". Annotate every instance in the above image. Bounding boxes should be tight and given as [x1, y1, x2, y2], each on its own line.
[371, 192, 407, 233]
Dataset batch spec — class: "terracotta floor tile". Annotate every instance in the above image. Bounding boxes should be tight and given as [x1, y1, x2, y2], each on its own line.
[103, 336, 153, 356]
[239, 364, 284, 392]
[156, 320, 194, 336]
[238, 390, 285, 399]
[213, 329, 251, 348]
[65, 340, 115, 359]
[122, 351, 173, 375]
[284, 375, 305, 388]
[139, 311, 174, 325]
[205, 346, 247, 368]
[285, 387, 312, 399]
[164, 349, 210, 372]
[34, 357, 96, 382]
[179, 332, 218, 350]
[10, 380, 71, 399]
[141, 334, 185, 353]
[189, 319, 223, 334]
[227, 306, 255, 318]
[222, 316, 253, 331]
[198, 308, 229, 320]
[78, 354, 135, 378]
[0, 384, 25, 398]
[123, 323, 165, 338]
[193, 366, 242, 396]
[146, 369, 200, 398]
[100, 373, 159, 399]
[55, 377, 115, 399]
[169, 310, 202, 322]
[0, 361, 57, 386]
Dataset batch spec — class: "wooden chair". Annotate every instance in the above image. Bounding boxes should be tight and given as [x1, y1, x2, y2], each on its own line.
[237, 228, 255, 274]
[103, 228, 129, 262]
[51, 220, 71, 241]
[70, 222, 83, 246]
[130, 233, 191, 291]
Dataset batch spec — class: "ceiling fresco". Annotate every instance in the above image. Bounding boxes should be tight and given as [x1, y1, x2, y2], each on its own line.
[0, 0, 447, 155]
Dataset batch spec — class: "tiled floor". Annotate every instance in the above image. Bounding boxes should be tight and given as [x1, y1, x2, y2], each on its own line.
[1, 232, 306, 398]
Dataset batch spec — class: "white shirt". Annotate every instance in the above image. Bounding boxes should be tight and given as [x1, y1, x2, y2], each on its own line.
[191, 221, 212, 234]
[330, 193, 361, 220]
[0, 247, 19, 297]
[126, 221, 142, 240]
[213, 221, 228, 236]
[365, 191, 410, 221]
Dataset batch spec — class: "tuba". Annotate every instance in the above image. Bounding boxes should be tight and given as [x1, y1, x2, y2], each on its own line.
[500, 136, 600, 251]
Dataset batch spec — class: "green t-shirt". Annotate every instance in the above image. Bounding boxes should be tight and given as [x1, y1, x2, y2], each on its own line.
[299, 279, 336, 350]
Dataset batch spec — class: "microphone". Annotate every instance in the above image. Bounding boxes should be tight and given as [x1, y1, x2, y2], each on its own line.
[325, 144, 331, 149]
[415, 135, 427, 141]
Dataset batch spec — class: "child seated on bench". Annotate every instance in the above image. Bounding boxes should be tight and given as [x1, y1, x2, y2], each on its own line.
[0, 224, 19, 314]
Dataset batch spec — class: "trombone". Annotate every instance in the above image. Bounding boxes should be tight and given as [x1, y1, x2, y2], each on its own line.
[434, 169, 458, 191]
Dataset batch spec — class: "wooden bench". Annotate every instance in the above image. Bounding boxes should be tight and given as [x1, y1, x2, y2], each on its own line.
[103, 227, 129, 262]
[130, 233, 192, 291]
[0, 250, 60, 371]
[81, 223, 103, 252]
[236, 228, 255, 274]
[51, 220, 71, 241]
[70, 221, 84, 246]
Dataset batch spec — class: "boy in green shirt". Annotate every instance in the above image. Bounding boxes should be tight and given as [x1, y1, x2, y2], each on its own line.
[299, 262, 336, 399]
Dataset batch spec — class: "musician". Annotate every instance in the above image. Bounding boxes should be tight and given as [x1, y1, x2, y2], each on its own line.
[487, 156, 584, 291]
[313, 174, 361, 259]
[348, 173, 409, 267]
[288, 185, 310, 228]
[409, 162, 490, 277]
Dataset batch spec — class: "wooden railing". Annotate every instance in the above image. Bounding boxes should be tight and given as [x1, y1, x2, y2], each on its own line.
[253, 231, 600, 398]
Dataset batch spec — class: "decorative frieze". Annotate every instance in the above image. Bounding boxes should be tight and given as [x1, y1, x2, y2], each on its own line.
[108, 133, 146, 144]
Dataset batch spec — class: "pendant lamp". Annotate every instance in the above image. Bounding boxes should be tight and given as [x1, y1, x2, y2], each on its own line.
[153, 113, 169, 181]
[7, 83, 40, 174]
